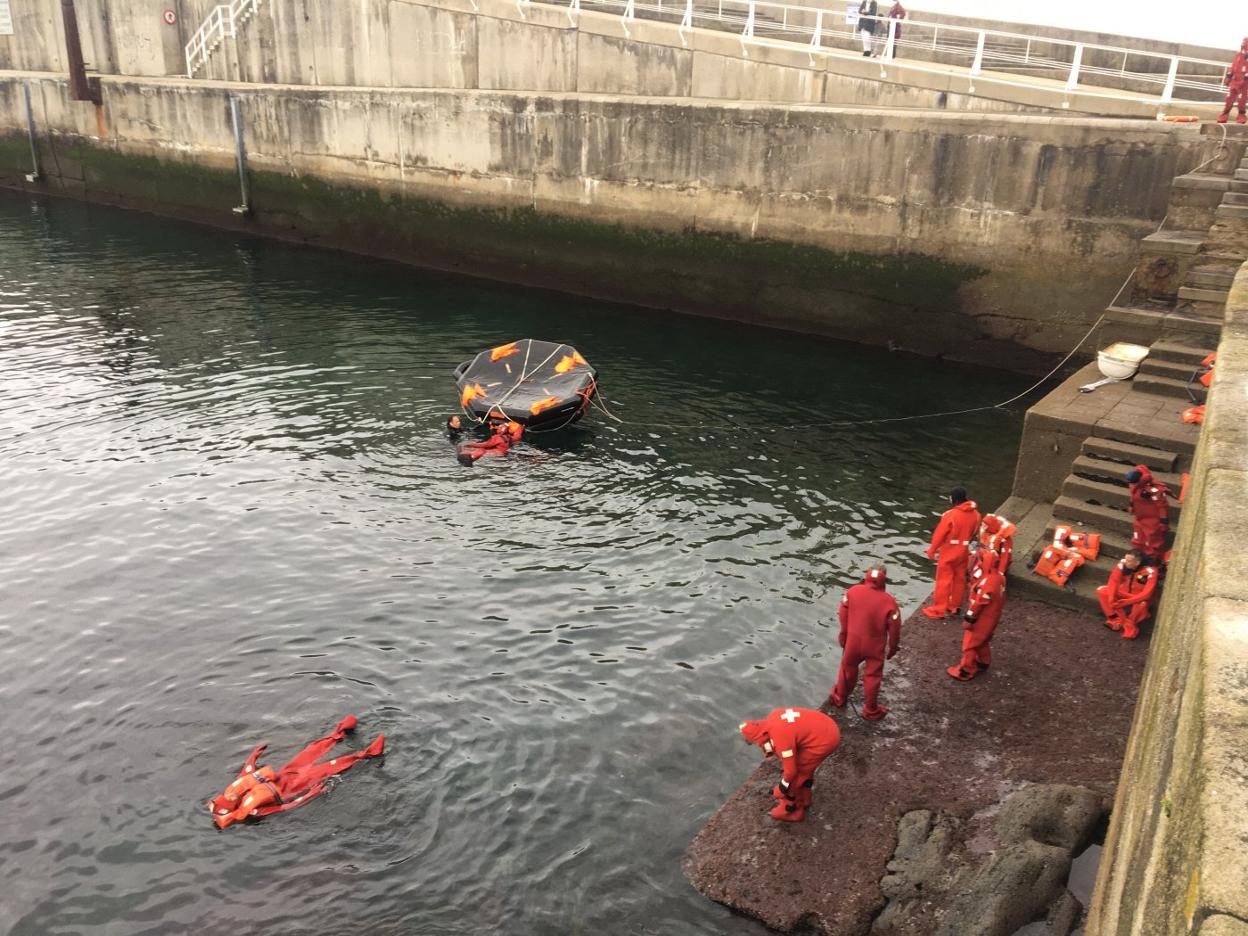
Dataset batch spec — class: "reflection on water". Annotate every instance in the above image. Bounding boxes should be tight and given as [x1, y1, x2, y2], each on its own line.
[0, 192, 1028, 935]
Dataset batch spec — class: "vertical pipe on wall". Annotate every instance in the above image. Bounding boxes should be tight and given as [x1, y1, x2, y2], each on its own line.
[23, 81, 41, 182]
[229, 96, 251, 215]
[60, 0, 101, 103]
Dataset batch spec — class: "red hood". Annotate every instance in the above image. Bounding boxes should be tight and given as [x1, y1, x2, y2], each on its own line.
[954, 500, 978, 513]
[1133, 464, 1154, 484]
[739, 719, 769, 746]
[863, 569, 887, 589]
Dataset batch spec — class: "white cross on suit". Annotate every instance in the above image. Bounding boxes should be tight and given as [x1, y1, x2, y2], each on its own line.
[781, 708, 801, 723]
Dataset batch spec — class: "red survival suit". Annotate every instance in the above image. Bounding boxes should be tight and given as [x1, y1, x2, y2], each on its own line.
[923, 498, 982, 618]
[1096, 559, 1159, 640]
[208, 715, 385, 829]
[740, 707, 841, 822]
[1217, 38, 1248, 124]
[948, 549, 1006, 680]
[829, 568, 901, 720]
[457, 419, 524, 466]
[973, 513, 1017, 577]
[1127, 465, 1170, 561]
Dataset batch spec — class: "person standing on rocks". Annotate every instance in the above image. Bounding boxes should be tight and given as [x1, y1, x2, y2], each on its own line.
[948, 547, 1006, 681]
[922, 487, 981, 619]
[739, 707, 841, 822]
[829, 565, 902, 720]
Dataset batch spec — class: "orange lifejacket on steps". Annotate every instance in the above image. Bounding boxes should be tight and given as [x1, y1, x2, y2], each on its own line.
[1052, 525, 1101, 562]
[1033, 544, 1084, 587]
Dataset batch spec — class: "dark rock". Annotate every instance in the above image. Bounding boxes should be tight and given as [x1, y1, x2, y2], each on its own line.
[935, 839, 1071, 936]
[995, 784, 1105, 853]
[1044, 890, 1083, 936]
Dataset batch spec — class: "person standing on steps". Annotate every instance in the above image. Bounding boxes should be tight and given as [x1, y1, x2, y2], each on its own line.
[922, 487, 981, 620]
[829, 565, 902, 721]
[739, 707, 841, 823]
[1125, 465, 1170, 562]
[859, 0, 879, 56]
[1217, 37, 1248, 124]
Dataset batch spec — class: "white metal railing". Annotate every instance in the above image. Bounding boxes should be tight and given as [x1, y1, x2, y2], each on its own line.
[547, 0, 1235, 112]
[186, 0, 264, 78]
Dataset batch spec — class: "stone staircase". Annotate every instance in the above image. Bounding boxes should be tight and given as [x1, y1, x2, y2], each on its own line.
[1003, 137, 1247, 615]
[1010, 431, 1188, 614]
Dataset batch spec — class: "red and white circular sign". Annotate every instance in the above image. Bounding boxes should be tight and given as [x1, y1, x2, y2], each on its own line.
[163, 8, 178, 25]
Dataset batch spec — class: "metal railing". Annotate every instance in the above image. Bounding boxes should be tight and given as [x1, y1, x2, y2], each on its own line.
[186, 0, 264, 78]
[547, 0, 1234, 111]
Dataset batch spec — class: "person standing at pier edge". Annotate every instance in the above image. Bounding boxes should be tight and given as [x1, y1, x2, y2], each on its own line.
[1216, 37, 1248, 124]
[887, 0, 907, 55]
[948, 548, 1006, 681]
[829, 565, 901, 720]
[859, 0, 879, 56]
[739, 707, 841, 822]
[922, 487, 981, 619]
[1125, 465, 1170, 562]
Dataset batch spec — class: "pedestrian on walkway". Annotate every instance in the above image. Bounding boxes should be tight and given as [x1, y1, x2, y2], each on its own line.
[887, 0, 907, 56]
[859, 0, 879, 56]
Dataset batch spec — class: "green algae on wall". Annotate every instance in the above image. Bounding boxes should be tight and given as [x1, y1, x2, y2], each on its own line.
[3, 136, 996, 360]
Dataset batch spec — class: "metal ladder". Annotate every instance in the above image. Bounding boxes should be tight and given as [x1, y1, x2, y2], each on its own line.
[185, 0, 266, 78]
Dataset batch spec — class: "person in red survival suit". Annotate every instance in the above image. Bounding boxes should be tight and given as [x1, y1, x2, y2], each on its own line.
[739, 707, 841, 822]
[1217, 37, 1248, 124]
[947, 547, 1006, 681]
[829, 564, 901, 720]
[922, 487, 981, 619]
[973, 512, 1017, 577]
[1125, 465, 1170, 561]
[208, 715, 385, 829]
[456, 418, 524, 466]
[1096, 550, 1159, 640]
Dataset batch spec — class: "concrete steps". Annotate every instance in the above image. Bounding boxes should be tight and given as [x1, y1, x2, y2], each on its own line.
[1070, 454, 1182, 492]
[1132, 373, 1205, 401]
[1010, 549, 1115, 615]
[1059, 475, 1182, 518]
[1176, 285, 1230, 303]
[1139, 230, 1205, 256]
[1216, 204, 1248, 221]
[1080, 436, 1180, 472]
[1185, 268, 1237, 288]
[1136, 356, 1203, 383]
[1145, 340, 1214, 367]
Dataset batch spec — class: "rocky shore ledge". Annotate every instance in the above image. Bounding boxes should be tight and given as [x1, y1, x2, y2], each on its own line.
[684, 599, 1149, 934]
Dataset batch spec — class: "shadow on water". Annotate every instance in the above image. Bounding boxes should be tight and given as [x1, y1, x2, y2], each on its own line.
[0, 191, 1032, 935]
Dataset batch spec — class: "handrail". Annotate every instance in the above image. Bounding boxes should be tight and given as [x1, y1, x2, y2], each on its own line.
[548, 0, 1235, 111]
[186, 0, 262, 78]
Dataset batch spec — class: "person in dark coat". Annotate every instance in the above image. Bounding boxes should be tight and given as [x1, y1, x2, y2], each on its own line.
[858, 0, 879, 56]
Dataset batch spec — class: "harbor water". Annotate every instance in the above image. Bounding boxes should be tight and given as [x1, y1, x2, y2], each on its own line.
[0, 191, 1029, 935]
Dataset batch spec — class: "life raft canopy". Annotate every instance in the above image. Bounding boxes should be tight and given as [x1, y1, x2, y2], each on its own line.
[454, 339, 599, 430]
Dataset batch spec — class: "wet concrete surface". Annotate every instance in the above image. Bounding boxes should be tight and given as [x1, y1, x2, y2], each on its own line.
[683, 598, 1149, 934]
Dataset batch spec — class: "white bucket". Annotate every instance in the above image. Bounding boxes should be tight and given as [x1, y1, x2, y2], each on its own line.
[1097, 342, 1150, 380]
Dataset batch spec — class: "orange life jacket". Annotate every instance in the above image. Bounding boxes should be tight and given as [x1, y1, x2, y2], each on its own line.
[1182, 405, 1205, 425]
[1033, 544, 1084, 586]
[1052, 525, 1101, 562]
[1198, 352, 1216, 389]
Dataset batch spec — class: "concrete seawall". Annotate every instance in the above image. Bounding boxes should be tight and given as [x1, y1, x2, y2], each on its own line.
[1087, 262, 1248, 936]
[0, 72, 1229, 364]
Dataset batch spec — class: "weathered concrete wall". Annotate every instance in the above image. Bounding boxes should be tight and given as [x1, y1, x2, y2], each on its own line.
[0, 73, 1228, 363]
[1087, 263, 1248, 935]
[0, 0, 1206, 117]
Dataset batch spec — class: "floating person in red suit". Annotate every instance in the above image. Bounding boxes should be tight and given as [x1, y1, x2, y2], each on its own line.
[739, 707, 841, 822]
[456, 418, 524, 466]
[208, 715, 385, 829]
[829, 565, 902, 720]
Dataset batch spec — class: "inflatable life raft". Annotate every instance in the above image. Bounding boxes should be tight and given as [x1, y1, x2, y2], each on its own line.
[454, 339, 598, 431]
